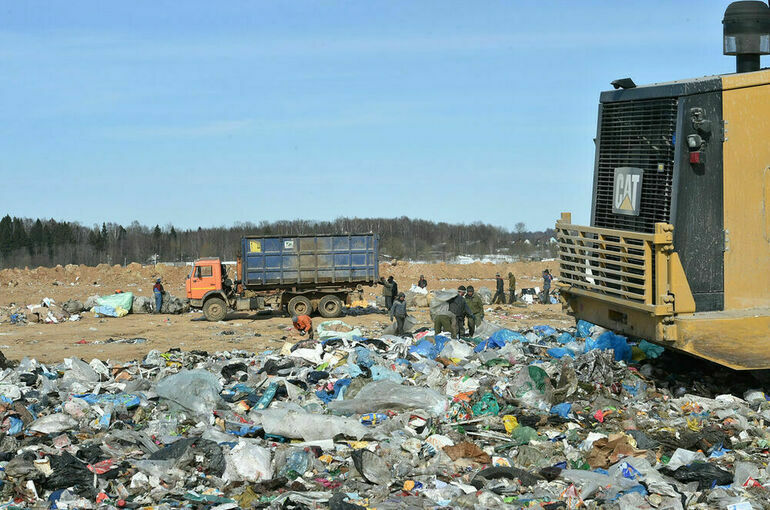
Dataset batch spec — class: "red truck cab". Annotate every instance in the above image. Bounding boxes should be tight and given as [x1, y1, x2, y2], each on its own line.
[186, 258, 234, 321]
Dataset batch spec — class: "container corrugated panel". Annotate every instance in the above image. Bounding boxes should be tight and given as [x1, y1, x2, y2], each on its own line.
[241, 234, 379, 287]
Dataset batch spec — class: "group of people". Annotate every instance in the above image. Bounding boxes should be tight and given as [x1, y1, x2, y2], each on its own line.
[433, 285, 485, 339]
[491, 272, 517, 304]
[291, 269, 556, 340]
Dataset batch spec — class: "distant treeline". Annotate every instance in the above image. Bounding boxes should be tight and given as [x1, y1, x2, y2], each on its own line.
[0, 215, 556, 268]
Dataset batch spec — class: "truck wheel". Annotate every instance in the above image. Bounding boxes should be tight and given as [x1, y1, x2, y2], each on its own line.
[319, 295, 343, 318]
[204, 297, 227, 322]
[287, 296, 312, 317]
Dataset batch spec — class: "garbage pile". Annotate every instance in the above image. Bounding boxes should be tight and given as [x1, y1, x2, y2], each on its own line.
[0, 298, 81, 325]
[0, 319, 768, 509]
[0, 292, 189, 325]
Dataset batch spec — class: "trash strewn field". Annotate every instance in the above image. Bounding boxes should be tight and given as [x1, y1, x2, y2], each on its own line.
[1, 261, 767, 509]
[1, 311, 769, 509]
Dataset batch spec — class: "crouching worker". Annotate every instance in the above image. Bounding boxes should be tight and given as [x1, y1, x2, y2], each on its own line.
[433, 310, 457, 339]
[292, 314, 314, 340]
[389, 292, 408, 336]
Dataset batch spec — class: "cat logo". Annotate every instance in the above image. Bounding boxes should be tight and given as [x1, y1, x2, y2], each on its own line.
[613, 167, 644, 216]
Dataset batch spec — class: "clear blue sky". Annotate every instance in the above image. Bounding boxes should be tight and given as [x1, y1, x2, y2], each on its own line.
[0, 1, 741, 231]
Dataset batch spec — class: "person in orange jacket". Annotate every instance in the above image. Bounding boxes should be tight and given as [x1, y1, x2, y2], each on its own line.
[291, 314, 314, 340]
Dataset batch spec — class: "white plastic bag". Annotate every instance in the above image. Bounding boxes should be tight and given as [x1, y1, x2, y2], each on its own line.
[155, 370, 223, 420]
[327, 380, 447, 416]
[222, 439, 273, 482]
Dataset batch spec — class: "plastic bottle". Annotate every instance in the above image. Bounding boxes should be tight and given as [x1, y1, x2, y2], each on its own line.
[280, 448, 311, 477]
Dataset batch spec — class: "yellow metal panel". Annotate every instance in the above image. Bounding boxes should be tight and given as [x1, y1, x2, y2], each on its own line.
[721, 69, 770, 90]
[722, 77, 770, 309]
[675, 310, 770, 370]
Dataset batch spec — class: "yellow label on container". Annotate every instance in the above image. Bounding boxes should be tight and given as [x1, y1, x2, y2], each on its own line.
[249, 241, 261, 253]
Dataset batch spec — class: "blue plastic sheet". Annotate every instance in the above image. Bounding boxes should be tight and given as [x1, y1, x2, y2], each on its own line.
[550, 403, 572, 418]
[474, 329, 529, 352]
[371, 365, 403, 383]
[556, 332, 575, 344]
[576, 320, 595, 338]
[584, 331, 632, 362]
[546, 347, 575, 359]
[533, 325, 557, 336]
[354, 347, 374, 368]
[473, 337, 505, 352]
[6, 416, 23, 436]
[92, 305, 118, 317]
[491, 329, 529, 343]
[409, 335, 450, 359]
[638, 340, 665, 359]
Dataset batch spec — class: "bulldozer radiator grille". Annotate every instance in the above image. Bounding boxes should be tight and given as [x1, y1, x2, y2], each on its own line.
[593, 98, 678, 233]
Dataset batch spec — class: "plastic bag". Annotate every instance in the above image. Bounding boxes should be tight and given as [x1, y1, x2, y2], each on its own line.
[584, 331, 632, 362]
[474, 329, 528, 352]
[96, 292, 134, 312]
[382, 315, 417, 335]
[533, 325, 556, 336]
[472, 320, 503, 338]
[29, 413, 78, 434]
[576, 320, 595, 338]
[317, 320, 363, 341]
[511, 426, 538, 445]
[251, 405, 370, 440]
[92, 305, 118, 318]
[477, 287, 493, 304]
[442, 340, 473, 359]
[409, 335, 450, 359]
[222, 440, 273, 482]
[546, 347, 575, 359]
[638, 340, 664, 359]
[551, 402, 572, 418]
[156, 369, 223, 420]
[327, 380, 447, 416]
[429, 290, 456, 316]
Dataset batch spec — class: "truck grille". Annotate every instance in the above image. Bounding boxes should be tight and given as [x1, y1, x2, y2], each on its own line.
[593, 98, 678, 233]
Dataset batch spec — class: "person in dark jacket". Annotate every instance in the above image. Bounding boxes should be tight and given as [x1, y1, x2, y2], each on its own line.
[492, 273, 506, 304]
[541, 269, 554, 303]
[379, 276, 396, 310]
[508, 272, 517, 304]
[465, 286, 484, 337]
[449, 286, 474, 337]
[153, 278, 164, 313]
[417, 275, 428, 289]
[389, 292, 408, 335]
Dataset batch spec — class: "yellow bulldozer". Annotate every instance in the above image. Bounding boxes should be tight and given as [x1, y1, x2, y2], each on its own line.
[556, 1, 770, 370]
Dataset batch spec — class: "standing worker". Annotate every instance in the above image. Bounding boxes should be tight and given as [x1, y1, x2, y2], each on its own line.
[464, 285, 484, 337]
[153, 278, 164, 314]
[291, 314, 314, 340]
[541, 269, 554, 303]
[508, 272, 517, 304]
[417, 275, 428, 289]
[449, 286, 474, 337]
[492, 273, 506, 304]
[389, 292, 408, 336]
[379, 276, 396, 310]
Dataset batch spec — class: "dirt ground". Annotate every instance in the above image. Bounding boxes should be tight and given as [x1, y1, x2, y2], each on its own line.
[0, 261, 570, 363]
